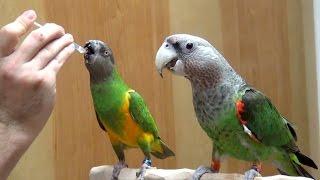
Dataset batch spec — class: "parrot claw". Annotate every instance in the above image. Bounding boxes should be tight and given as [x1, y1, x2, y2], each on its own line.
[111, 161, 128, 180]
[192, 165, 217, 180]
[136, 159, 155, 180]
[244, 169, 261, 180]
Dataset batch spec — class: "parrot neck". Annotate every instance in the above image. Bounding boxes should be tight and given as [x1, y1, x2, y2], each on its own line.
[90, 68, 123, 85]
[89, 63, 115, 84]
[189, 58, 245, 127]
[186, 57, 243, 89]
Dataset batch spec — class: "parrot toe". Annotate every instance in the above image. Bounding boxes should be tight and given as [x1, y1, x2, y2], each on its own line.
[136, 159, 156, 180]
[192, 165, 217, 180]
[244, 169, 261, 180]
[111, 161, 128, 180]
[136, 163, 153, 180]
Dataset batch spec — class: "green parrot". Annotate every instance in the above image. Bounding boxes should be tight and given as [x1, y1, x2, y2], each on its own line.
[155, 34, 318, 180]
[84, 40, 174, 180]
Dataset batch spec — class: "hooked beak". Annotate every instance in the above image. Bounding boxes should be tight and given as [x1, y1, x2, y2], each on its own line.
[155, 42, 178, 78]
[84, 41, 96, 64]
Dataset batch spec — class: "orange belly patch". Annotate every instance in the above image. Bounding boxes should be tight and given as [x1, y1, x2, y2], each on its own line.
[105, 90, 152, 147]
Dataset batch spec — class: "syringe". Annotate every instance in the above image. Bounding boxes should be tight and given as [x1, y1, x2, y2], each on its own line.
[33, 22, 86, 54]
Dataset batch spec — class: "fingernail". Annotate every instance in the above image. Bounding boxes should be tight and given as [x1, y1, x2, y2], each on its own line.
[23, 10, 36, 20]
[66, 34, 74, 41]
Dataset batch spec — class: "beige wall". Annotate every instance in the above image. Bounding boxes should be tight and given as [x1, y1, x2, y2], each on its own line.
[169, 0, 221, 170]
[301, 0, 320, 178]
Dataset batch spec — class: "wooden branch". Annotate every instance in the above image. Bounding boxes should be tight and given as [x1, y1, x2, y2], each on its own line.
[89, 165, 312, 180]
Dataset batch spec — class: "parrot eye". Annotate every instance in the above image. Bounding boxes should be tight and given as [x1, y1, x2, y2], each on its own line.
[104, 51, 109, 56]
[186, 43, 193, 50]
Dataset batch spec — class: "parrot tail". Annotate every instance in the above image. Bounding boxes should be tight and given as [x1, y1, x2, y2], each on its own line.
[294, 151, 318, 169]
[150, 139, 175, 159]
[275, 151, 317, 179]
[289, 151, 318, 179]
[291, 163, 314, 179]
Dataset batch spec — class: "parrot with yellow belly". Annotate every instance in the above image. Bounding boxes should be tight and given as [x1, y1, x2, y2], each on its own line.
[83, 40, 174, 180]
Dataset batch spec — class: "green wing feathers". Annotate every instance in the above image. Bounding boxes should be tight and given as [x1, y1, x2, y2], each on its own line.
[238, 87, 294, 146]
[238, 86, 318, 178]
[150, 139, 175, 159]
[128, 90, 159, 137]
[128, 90, 175, 158]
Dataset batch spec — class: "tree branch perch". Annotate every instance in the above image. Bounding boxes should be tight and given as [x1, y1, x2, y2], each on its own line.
[89, 165, 312, 180]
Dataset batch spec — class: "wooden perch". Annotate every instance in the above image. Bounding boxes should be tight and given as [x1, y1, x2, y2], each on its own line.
[89, 165, 312, 180]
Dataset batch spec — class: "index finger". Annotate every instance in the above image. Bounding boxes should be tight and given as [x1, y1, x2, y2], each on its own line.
[0, 10, 37, 57]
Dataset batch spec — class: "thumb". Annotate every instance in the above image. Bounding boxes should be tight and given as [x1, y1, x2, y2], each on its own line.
[0, 10, 37, 57]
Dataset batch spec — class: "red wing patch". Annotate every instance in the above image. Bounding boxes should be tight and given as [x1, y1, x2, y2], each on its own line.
[236, 100, 247, 125]
[236, 100, 261, 143]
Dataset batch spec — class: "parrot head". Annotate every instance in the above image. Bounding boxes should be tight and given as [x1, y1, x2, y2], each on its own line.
[84, 40, 115, 82]
[155, 34, 226, 81]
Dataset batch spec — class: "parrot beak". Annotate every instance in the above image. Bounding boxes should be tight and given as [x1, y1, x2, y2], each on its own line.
[84, 41, 95, 64]
[155, 42, 178, 78]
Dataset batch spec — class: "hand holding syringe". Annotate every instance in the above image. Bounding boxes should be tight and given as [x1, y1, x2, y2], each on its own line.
[34, 22, 86, 54]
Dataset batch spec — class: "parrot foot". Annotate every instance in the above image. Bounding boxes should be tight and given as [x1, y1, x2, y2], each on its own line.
[192, 166, 217, 180]
[136, 159, 155, 180]
[111, 161, 128, 180]
[244, 168, 262, 180]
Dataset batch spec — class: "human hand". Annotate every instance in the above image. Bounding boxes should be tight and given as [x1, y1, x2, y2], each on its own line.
[0, 10, 75, 178]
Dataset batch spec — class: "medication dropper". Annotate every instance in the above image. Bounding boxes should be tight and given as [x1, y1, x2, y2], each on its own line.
[33, 22, 86, 54]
